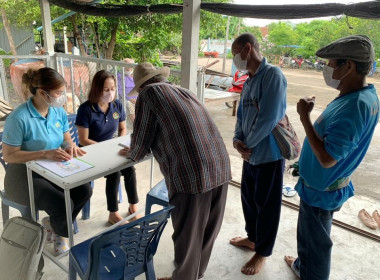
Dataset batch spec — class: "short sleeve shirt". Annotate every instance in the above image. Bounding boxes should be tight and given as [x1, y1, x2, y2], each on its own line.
[295, 84, 379, 210]
[2, 98, 68, 151]
[75, 99, 126, 142]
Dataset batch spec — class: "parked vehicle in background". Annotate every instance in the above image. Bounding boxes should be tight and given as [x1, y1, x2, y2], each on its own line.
[204, 70, 248, 108]
[225, 70, 249, 108]
[290, 56, 304, 69]
[279, 56, 291, 68]
[314, 58, 326, 71]
[301, 58, 315, 69]
[203, 51, 219, 58]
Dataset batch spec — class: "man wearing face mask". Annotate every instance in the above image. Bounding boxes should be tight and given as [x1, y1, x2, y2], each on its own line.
[229, 33, 287, 275]
[285, 35, 379, 280]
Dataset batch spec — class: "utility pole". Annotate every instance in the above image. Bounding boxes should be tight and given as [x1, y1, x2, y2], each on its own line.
[39, 0, 55, 55]
[222, 16, 231, 74]
[237, 18, 241, 35]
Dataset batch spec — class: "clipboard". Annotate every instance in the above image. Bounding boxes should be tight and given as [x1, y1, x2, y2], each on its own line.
[35, 158, 94, 177]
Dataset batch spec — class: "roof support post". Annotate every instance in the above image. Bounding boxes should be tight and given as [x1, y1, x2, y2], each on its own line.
[181, 0, 201, 93]
[39, 0, 55, 57]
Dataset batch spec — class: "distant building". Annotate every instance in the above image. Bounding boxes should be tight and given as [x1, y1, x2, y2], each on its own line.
[259, 26, 269, 37]
[200, 39, 233, 56]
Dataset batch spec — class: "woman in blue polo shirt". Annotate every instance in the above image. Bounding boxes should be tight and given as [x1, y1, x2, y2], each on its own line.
[2, 67, 93, 254]
[75, 70, 139, 225]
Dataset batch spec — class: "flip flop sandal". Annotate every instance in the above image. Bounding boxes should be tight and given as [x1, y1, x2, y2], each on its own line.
[283, 185, 297, 197]
[358, 209, 378, 229]
[373, 210, 380, 227]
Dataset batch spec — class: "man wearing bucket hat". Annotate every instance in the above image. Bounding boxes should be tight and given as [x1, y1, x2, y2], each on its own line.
[126, 62, 231, 280]
[285, 35, 379, 280]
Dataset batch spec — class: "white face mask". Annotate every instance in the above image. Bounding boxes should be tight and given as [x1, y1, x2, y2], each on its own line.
[45, 93, 66, 108]
[233, 53, 248, 70]
[101, 90, 115, 103]
[323, 66, 341, 89]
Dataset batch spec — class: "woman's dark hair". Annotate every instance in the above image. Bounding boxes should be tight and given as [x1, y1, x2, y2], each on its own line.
[21, 67, 66, 95]
[88, 70, 116, 104]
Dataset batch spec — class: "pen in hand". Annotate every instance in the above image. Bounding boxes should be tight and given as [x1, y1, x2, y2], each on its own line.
[118, 146, 131, 156]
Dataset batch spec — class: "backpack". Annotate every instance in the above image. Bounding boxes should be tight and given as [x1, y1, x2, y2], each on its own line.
[0, 217, 46, 280]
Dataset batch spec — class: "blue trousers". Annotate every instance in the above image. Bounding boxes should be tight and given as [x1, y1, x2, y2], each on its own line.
[293, 200, 340, 280]
[241, 159, 284, 256]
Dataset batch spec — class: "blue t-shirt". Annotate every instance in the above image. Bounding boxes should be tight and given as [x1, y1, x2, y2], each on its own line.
[234, 57, 287, 165]
[75, 99, 126, 142]
[2, 98, 68, 151]
[296, 84, 379, 210]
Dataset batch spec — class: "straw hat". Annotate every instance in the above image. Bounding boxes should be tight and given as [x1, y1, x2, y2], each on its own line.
[128, 62, 170, 96]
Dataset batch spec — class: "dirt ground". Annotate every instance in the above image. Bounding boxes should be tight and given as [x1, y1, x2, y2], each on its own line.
[193, 57, 380, 201]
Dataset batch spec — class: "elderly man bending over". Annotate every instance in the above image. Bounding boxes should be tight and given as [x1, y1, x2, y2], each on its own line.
[125, 62, 231, 280]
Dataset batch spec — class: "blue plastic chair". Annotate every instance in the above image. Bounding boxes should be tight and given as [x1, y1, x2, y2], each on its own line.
[145, 179, 169, 215]
[69, 206, 174, 280]
[0, 132, 79, 233]
[67, 114, 123, 220]
[0, 189, 37, 226]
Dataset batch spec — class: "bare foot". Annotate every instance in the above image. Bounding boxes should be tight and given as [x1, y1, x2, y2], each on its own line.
[284, 256, 300, 279]
[229, 237, 255, 251]
[108, 211, 124, 225]
[241, 254, 266, 275]
[157, 277, 171, 280]
[284, 256, 296, 267]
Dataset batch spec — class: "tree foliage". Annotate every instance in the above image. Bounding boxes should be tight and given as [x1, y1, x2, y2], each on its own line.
[265, 17, 380, 59]
[1, 1, 380, 62]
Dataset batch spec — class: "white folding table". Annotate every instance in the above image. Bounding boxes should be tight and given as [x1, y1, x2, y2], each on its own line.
[25, 136, 154, 272]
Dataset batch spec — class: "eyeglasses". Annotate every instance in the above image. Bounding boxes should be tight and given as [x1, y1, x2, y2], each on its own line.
[41, 89, 64, 97]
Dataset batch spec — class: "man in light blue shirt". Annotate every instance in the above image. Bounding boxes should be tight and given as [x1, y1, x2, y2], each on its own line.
[285, 35, 379, 280]
[229, 33, 287, 275]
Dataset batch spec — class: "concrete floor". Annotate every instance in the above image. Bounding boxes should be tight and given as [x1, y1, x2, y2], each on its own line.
[1, 77, 380, 279]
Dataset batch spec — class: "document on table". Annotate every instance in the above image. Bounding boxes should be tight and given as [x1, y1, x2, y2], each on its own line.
[35, 158, 94, 177]
[118, 135, 131, 148]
